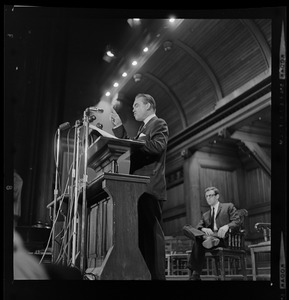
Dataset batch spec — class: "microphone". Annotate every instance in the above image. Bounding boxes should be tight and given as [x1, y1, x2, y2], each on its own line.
[88, 115, 96, 122]
[59, 122, 70, 130]
[96, 122, 103, 129]
[88, 107, 104, 113]
[74, 115, 96, 128]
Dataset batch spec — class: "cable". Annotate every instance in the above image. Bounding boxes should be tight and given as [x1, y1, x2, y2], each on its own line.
[39, 163, 72, 264]
[54, 210, 80, 264]
[41, 125, 85, 266]
[67, 128, 72, 174]
[39, 191, 66, 264]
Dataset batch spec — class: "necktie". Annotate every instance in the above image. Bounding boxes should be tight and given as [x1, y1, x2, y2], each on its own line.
[210, 207, 215, 230]
[135, 122, 145, 139]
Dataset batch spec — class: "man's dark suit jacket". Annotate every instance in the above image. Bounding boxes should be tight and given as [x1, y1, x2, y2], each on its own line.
[197, 202, 241, 233]
[113, 115, 169, 201]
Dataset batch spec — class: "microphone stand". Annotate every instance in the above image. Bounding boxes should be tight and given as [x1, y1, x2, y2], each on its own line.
[69, 110, 101, 270]
[51, 128, 60, 264]
[71, 123, 81, 267]
[80, 108, 90, 273]
[66, 120, 78, 266]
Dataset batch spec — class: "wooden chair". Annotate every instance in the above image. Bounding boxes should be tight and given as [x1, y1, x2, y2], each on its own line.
[204, 209, 248, 280]
[165, 236, 191, 278]
[248, 222, 271, 280]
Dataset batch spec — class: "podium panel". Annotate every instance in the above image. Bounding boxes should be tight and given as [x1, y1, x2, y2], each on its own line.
[84, 172, 151, 280]
[87, 136, 144, 173]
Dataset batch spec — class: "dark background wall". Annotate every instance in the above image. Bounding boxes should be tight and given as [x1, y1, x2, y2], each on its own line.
[5, 7, 131, 225]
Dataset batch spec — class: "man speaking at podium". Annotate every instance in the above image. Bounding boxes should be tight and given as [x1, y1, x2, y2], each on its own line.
[110, 93, 169, 280]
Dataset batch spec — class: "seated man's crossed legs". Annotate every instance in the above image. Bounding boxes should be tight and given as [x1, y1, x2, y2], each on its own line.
[183, 224, 225, 280]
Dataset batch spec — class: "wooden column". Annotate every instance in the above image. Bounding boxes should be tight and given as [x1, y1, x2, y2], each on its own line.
[183, 151, 201, 226]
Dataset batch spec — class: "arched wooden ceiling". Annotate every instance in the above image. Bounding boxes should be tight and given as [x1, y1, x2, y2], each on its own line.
[107, 18, 271, 140]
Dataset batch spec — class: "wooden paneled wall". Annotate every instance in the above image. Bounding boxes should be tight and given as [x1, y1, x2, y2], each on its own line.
[162, 182, 186, 236]
[243, 167, 271, 242]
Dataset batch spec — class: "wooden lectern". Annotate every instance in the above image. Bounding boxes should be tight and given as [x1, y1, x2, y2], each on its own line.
[82, 136, 151, 280]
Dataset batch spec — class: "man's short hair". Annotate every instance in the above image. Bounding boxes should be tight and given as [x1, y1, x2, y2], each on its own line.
[204, 186, 220, 195]
[135, 93, 156, 111]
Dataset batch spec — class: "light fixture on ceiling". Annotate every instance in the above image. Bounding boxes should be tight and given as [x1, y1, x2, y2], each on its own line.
[127, 18, 141, 28]
[133, 73, 142, 83]
[106, 50, 114, 57]
[163, 40, 173, 51]
[103, 45, 117, 63]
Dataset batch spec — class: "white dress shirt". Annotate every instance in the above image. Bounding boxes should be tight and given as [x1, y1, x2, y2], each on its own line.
[211, 201, 220, 232]
[143, 113, 156, 126]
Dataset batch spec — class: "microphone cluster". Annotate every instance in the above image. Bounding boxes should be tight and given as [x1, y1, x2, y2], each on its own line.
[58, 107, 104, 130]
[74, 115, 96, 127]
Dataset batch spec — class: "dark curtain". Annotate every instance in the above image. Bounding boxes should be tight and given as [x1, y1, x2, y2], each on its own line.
[5, 7, 69, 225]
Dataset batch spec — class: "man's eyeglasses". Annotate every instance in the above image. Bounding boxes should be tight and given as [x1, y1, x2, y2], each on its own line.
[205, 193, 216, 198]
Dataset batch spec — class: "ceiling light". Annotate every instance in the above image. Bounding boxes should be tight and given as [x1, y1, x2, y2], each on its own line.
[132, 60, 138, 66]
[106, 50, 114, 57]
[122, 72, 128, 77]
[133, 73, 142, 83]
[143, 47, 149, 52]
[113, 82, 119, 87]
[103, 45, 117, 63]
[127, 18, 142, 27]
[169, 18, 176, 23]
[163, 40, 173, 51]
[105, 91, 111, 97]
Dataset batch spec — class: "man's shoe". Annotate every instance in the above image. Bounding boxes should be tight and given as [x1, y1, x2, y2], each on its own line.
[188, 272, 201, 281]
[202, 237, 220, 249]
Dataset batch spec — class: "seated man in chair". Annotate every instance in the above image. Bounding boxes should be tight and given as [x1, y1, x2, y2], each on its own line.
[183, 186, 241, 280]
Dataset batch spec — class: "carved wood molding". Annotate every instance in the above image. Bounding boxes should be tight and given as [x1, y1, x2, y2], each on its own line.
[163, 204, 186, 221]
[246, 202, 271, 215]
[167, 76, 271, 160]
[238, 141, 271, 176]
[231, 130, 271, 145]
[166, 168, 184, 189]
